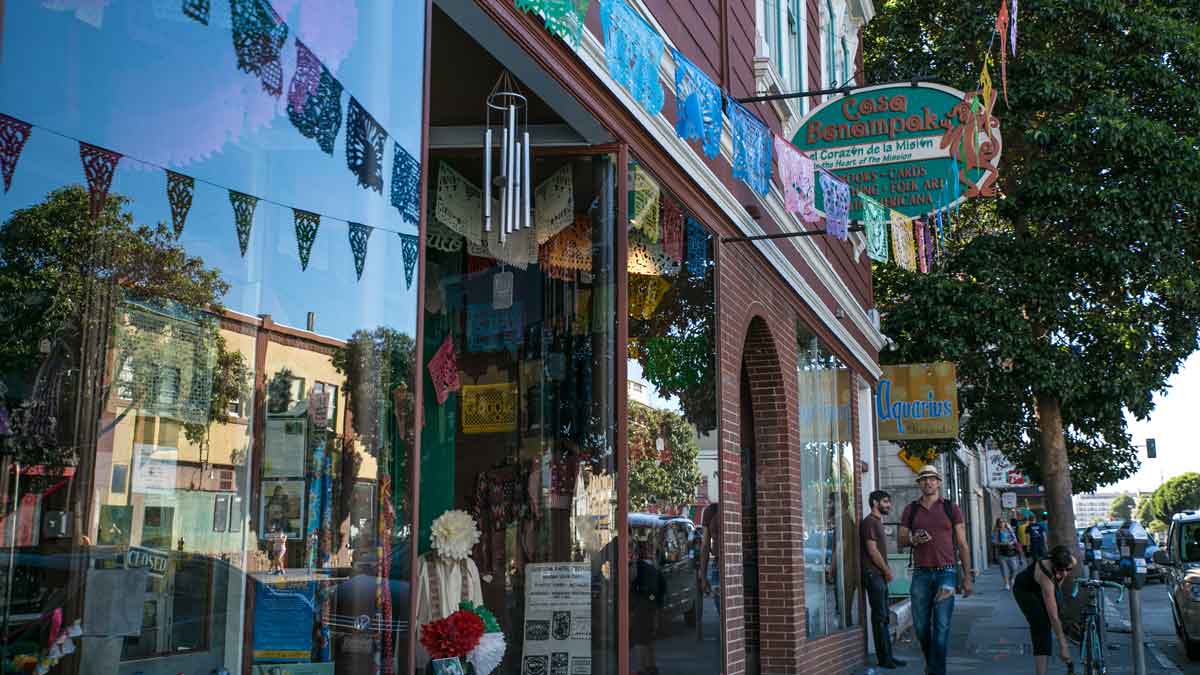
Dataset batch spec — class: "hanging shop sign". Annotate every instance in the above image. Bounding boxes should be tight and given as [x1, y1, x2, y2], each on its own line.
[792, 83, 1001, 219]
[985, 447, 1030, 488]
[875, 362, 959, 440]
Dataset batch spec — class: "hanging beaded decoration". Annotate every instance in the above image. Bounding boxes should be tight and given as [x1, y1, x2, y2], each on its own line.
[391, 143, 421, 225]
[630, 165, 660, 242]
[345, 97, 387, 193]
[427, 333, 461, 405]
[183, 0, 210, 24]
[774, 137, 819, 222]
[534, 164, 575, 244]
[726, 97, 772, 196]
[599, 0, 665, 115]
[515, 0, 590, 48]
[228, 191, 258, 257]
[230, 0, 288, 98]
[660, 196, 685, 262]
[79, 143, 122, 222]
[819, 170, 850, 241]
[293, 209, 320, 271]
[685, 216, 708, 279]
[399, 233, 419, 290]
[426, 219, 464, 253]
[347, 222, 372, 281]
[165, 171, 194, 238]
[672, 48, 723, 160]
[0, 114, 32, 194]
[890, 211, 916, 271]
[287, 41, 344, 156]
[863, 196, 889, 263]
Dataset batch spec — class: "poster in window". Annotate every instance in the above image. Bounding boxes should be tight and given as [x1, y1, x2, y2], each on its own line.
[213, 494, 230, 532]
[260, 479, 304, 539]
[252, 578, 316, 662]
[133, 443, 177, 494]
[264, 418, 307, 477]
[230, 495, 244, 533]
[523, 563, 592, 675]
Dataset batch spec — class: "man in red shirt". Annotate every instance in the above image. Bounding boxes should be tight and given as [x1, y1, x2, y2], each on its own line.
[861, 490, 906, 669]
[898, 465, 974, 675]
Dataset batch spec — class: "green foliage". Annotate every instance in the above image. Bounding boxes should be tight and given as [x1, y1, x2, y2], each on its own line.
[1143, 472, 1200, 528]
[1136, 493, 1156, 526]
[332, 327, 415, 457]
[627, 401, 703, 511]
[183, 332, 251, 448]
[1107, 493, 1135, 522]
[267, 367, 297, 414]
[865, 0, 1200, 493]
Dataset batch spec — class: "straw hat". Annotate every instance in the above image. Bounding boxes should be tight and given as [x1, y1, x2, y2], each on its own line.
[916, 465, 943, 482]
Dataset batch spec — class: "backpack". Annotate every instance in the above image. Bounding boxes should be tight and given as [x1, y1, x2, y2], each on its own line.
[903, 499, 960, 571]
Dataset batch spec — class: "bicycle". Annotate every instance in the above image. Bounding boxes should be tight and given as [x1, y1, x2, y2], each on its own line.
[1069, 577, 1124, 675]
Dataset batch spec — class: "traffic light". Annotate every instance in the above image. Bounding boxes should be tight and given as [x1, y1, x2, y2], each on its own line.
[1146, 438, 1157, 459]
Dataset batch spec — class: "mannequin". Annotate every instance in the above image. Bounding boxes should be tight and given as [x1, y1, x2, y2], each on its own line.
[415, 510, 484, 630]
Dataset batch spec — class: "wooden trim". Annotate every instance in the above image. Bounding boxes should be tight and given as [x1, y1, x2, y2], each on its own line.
[615, 142, 631, 675]
[241, 313, 272, 675]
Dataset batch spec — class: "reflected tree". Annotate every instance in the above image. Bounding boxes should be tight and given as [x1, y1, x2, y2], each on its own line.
[627, 400, 703, 511]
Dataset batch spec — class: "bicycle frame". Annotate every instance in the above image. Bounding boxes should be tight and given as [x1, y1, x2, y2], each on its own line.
[1072, 579, 1125, 675]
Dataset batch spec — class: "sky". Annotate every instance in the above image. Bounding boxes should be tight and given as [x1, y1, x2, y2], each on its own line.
[1105, 351, 1200, 494]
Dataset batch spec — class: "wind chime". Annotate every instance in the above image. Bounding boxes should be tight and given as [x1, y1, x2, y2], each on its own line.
[484, 71, 532, 241]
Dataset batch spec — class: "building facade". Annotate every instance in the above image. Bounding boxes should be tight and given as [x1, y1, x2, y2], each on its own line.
[0, 1, 883, 674]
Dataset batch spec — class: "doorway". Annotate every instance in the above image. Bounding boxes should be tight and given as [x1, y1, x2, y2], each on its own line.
[739, 362, 761, 675]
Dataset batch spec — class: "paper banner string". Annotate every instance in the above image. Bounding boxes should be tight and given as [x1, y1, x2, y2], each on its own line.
[630, 165, 661, 242]
[427, 333, 461, 406]
[660, 195, 685, 262]
[399, 233, 419, 290]
[818, 170, 850, 241]
[467, 302, 523, 353]
[726, 97, 772, 196]
[461, 382, 519, 434]
[628, 236, 681, 276]
[534, 164, 575, 244]
[1010, 0, 1018, 56]
[923, 215, 935, 270]
[0, 114, 33, 194]
[230, 0, 288, 98]
[539, 215, 592, 280]
[599, 0, 665, 115]
[229, 190, 258, 256]
[996, 0, 1010, 106]
[672, 48, 723, 160]
[628, 274, 672, 320]
[774, 135, 819, 223]
[183, 0, 209, 25]
[347, 222, 372, 280]
[862, 196, 889, 263]
[436, 161, 485, 244]
[890, 211, 916, 271]
[345, 97, 387, 193]
[294, 209, 319, 271]
[79, 142, 121, 222]
[426, 219, 465, 253]
[915, 219, 928, 273]
[287, 40, 344, 156]
[980, 56, 994, 124]
[391, 143, 421, 225]
[166, 170, 194, 238]
[515, 0, 590, 48]
[686, 216, 708, 278]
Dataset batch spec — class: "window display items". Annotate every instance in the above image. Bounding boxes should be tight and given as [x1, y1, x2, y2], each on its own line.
[418, 510, 485, 629]
[420, 601, 506, 675]
[483, 72, 532, 237]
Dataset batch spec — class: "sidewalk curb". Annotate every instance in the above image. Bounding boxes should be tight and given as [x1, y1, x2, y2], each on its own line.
[1146, 641, 1184, 674]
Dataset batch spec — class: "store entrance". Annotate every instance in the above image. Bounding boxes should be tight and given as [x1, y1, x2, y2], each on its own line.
[739, 363, 761, 675]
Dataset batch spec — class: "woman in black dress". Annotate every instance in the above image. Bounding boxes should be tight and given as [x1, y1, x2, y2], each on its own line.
[1012, 545, 1077, 675]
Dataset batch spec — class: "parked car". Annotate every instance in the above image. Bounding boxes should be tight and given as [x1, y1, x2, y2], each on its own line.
[628, 513, 698, 626]
[1096, 526, 1163, 583]
[1153, 510, 1200, 661]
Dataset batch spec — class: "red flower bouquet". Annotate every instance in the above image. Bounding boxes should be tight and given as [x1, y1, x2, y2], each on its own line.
[420, 609, 486, 660]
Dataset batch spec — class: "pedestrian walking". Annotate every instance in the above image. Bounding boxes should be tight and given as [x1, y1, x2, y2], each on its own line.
[699, 501, 721, 617]
[992, 517, 1022, 590]
[1012, 545, 1077, 675]
[861, 490, 907, 669]
[899, 465, 974, 675]
[1029, 513, 1048, 559]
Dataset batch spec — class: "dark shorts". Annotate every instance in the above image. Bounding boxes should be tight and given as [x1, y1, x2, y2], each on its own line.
[1013, 588, 1052, 656]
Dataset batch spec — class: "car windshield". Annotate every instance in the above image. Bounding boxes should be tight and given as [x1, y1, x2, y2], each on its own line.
[1183, 523, 1200, 563]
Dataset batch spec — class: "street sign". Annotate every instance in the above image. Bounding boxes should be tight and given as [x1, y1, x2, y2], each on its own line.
[1002, 492, 1017, 509]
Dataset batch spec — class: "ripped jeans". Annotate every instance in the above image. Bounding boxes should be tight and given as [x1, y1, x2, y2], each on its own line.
[910, 567, 958, 675]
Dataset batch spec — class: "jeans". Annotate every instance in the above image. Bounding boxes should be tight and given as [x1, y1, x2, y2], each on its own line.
[864, 570, 894, 664]
[707, 563, 722, 617]
[998, 555, 1021, 583]
[910, 567, 957, 675]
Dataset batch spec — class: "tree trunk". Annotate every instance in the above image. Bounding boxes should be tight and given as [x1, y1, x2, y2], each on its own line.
[1035, 392, 1084, 626]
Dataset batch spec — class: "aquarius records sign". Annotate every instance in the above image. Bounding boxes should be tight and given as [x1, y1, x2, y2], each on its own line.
[875, 362, 959, 440]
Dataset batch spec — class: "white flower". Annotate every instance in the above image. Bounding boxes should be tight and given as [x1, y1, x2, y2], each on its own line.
[467, 631, 506, 675]
[430, 510, 480, 560]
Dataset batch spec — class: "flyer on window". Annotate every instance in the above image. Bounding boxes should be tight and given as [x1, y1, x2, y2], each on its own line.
[522, 562, 592, 675]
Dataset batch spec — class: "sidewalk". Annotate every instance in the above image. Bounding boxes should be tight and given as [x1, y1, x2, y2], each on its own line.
[857, 565, 1183, 675]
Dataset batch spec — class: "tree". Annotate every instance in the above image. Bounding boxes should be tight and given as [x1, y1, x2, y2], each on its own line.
[865, 0, 1200, 559]
[1135, 493, 1156, 527]
[1147, 472, 1200, 528]
[627, 401, 704, 511]
[1108, 493, 1136, 522]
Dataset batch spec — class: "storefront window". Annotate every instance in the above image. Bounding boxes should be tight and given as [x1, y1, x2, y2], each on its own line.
[0, 2, 425, 673]
[417, 152, 618, 675]
[625, 161, 720, 673]
[797, 328, 859, 637]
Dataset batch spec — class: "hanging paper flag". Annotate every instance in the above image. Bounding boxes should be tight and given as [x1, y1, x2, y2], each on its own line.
[672, 48, 723, 160]
[347, 222, 372, 281]
[345, 97, 387, 193]
[0, 113, 33, 194]
[514, 0, 590, 48]
[426, 219, 465, 253]
[391, 143, 421, 225]
[427, 333, 461, 406]
[540, 215, 593, 280]
[630, 165, 661, 242]
[726, 97, 772, 196]
[628, 237, 681, 277]
[467, 302, 524, 353]
[229, 191, 258, 256]
[686, 216, 708, 278]
[79, 142, 121, 222]
[293, 209, 319, 271]
[287, 40, 344, 156]
[230, 0, 288, 98]
[628, 274, 672, 320]
[890, 211, 917, 271]
[818, 170, 850, 241]
[995, 0, 1010, 106]
[980, 56, 994, 123]
[398, 233, 419, 290]
[183, 0, 210, 25]
[923, 216, 935, 270]
[914, 219, 928, 273]
[862, 196, 889, 263]
[598, 0, 665, 115]
[660, 196, 685, 262]
[436, 161, 486, 244]
[534, 164, 575, 244]
[1010, 0, 1018, 56]
[165, 170, 194, 238]
[774, 136, 819, 223]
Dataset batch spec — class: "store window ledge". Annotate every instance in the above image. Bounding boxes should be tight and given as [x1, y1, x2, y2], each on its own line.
[752, 55, 804, 139]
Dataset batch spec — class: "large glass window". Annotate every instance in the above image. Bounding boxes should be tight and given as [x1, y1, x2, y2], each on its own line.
[0, 2, 425, 673]
[625, 161, 720, 673]
[797, 327, 859, 638]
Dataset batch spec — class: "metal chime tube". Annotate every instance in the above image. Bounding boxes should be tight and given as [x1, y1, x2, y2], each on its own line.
[483, 127, 492, 232]
[499, 125, 509, 241]
[523, 131, 531, 229]
[513, 138, 522, 236]
[507, 104, 517, 234]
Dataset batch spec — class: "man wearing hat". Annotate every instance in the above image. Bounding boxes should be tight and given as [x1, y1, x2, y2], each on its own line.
[899, 465, 974, 675]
